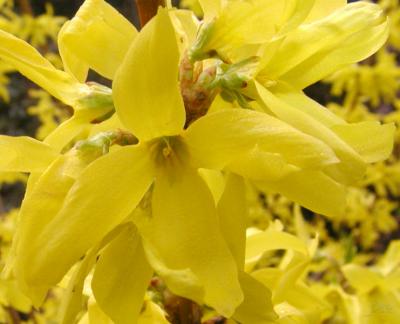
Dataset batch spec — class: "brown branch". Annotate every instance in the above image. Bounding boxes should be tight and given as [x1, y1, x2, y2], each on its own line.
[164, 294, 202, 324]
[6, 307, 21, 324]
[135, 0, 166, 28]
[17, 0, 33, 15]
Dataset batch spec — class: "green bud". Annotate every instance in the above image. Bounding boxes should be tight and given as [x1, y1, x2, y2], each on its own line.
[76, 82, 114, 111]
[211, 56, 259, 91]
[75, 130, 137, 156]
[188, 20, 217, 62]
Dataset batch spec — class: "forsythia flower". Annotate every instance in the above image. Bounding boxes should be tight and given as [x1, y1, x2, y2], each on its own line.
[13, 8, 344, 321]
[0, 0, 395, 323]
[0, 0, 137, 151]
[188, 0, 394, 216]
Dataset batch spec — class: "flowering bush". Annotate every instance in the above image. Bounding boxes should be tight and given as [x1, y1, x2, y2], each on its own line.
[0, 0, 398, 323]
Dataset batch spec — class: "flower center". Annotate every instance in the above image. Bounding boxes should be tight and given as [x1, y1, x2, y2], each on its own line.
[149, 136, 189, 172]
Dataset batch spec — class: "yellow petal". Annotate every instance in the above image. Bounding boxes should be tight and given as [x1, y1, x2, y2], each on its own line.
[141, 166, 243, 317]
[233, 272, 277, 324]
[185, 108, 338, 171]
[58, 244, 100, 324]
[58, 0, 137, 80]
[44, 116, 89, 152]
[305, 0, 347, 22]
[272, 254, 310, 304]
[359, 290, 400, 324]
[198, 168, 226, 204]
[256, 170, 346, 218]
[198, 1, 286, 59]
[268, 82, 345, 128]
[281, 18, 389, 89]
[87, 298, 113, 324]
[228, 147, 298, 182]
[0, 29, 87, 105]
[262, 2, 388, 89]
[170, 9, 200, 52]
[141, 238, 204, 304]
[331, 121, 395, 163]
[15, 155, 77, 304]
[278, 0, 316, 35]
[282, 282, 331, 322]
[92, 224, 153, 324]
[250, 268, 281, 292]
[57, 21, 88, 83]
[0, 135, 58, 173]
[246, 229, 309, 265]
[379, 240, 400, 273]
[198, 0, 223, 20]
[17, 145, 154, 300]
[342, 264, 382, 294]
[217, 174, 246, 269]
[138, 300, 170, 324]
[254, 81, 367, 183]
[0, 280, 32, 313]
[113, 8, 185, 141]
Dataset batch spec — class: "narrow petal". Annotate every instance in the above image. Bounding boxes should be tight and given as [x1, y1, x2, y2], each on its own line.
[199, 1, 287, 59]
[44, 104, 118, 152]
[92, 224, 153, 324]
[261, 2, 388, 89]
[58, 224, 128, 323]
[228, 147, 298, 182]
[198, 169, 226, 204]
[138, 300, 170, 324]
[280, 17, 389, 89]
[194, 0, 317, 62]
[198, 0, 224, 20]
[113, 8, 185, 140]
[358, 290, 400, 324]
[342, 264, 382, 294]
[17, 145, 154, 299]
[271, 254, 310, 304]
[305, 0, 347, 22]
[0, 280, 31, 313]
[0, 29, 87, 105]
[256, 170, 346, 217]
[44, 116, 89, 152]
[0, 136, 58, 173]
[278, 0, 315, 35]
[58, 245, 99, 324]
[254, 81, 367, 183]
[86, 299, 113, 324]
[184, 109, 338, 171]
[170, 9, 200, 53]
[217, 173, 247, 269]
[141, 238, 204, 305]
[233, 272, 277, 324]
[266, 82, 345, 128]
[141, 167, 243, 317]
[15, 156, 77, 304]
[58, 0, 137, 80]
[57, 21, 88, 83]
[331, 121, 395, 163]
[246, 229, 309, 265]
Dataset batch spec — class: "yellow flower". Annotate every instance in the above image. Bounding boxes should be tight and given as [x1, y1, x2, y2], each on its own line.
[0, 1, 396, 322]
[185, 1, 395, 216]
[12, 8, 346, 322]
[0, 0, 137, 151]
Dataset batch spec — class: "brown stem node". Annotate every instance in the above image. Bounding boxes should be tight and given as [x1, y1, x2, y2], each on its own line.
[135, 0, 166, 28]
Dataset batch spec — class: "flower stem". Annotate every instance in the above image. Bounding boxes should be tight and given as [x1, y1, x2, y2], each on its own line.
[135, 0, 165, 28]
[18, 0, 33, 15]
